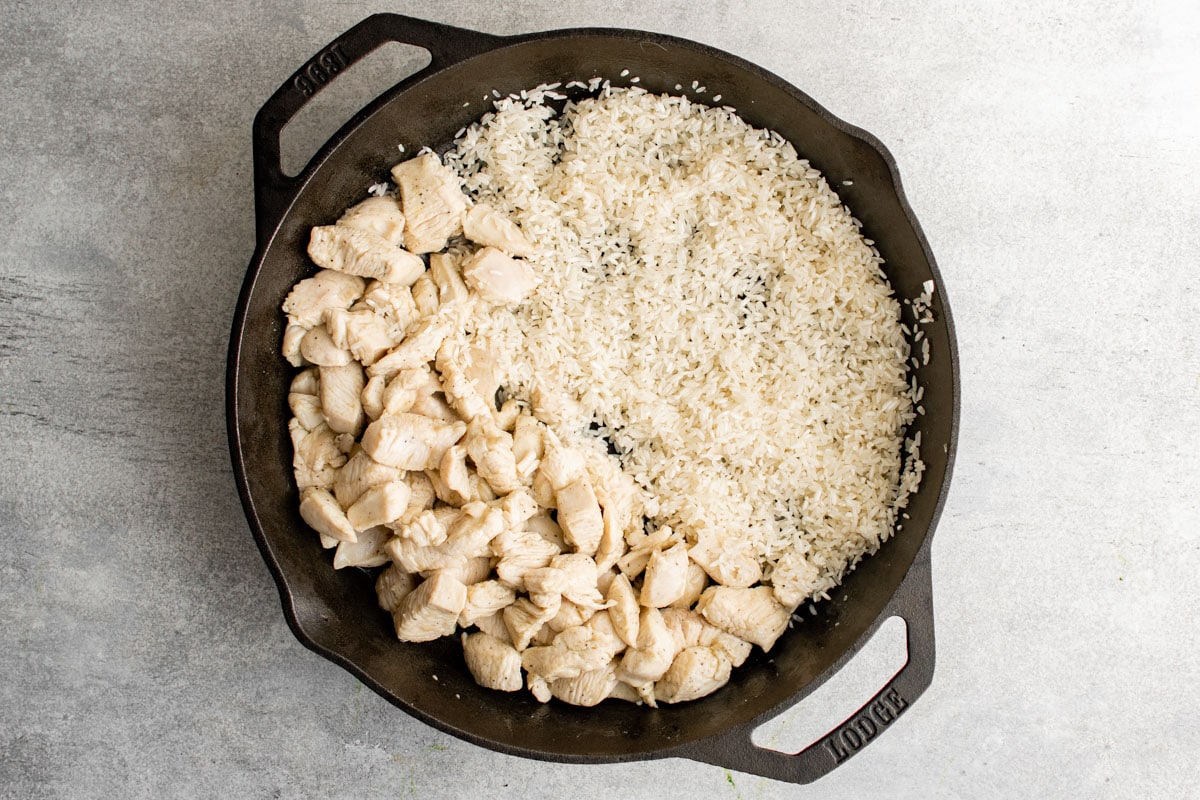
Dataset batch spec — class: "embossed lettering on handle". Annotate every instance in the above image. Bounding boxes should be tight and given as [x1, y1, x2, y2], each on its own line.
[293, 43, 350, 97]
[822, 687, 909, 764]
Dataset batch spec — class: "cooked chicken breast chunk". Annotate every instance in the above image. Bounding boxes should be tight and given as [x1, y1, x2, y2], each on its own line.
[318, 363, 366, 435]
[461, 203, 535, 257]
[283, 268, 365, 328]
[391, 153, 468, 254]
[694, 586, 792, 651]
[308, 224, 425, 286]
[640, 542, 690, 608]
[345, 480, 411, 530]
[393, 572, 468, 642]
[462, 632, 523, 692]
[655, 646, 732, 704]
[376, 564, 417, 613]
[338, 196, 406, 246]
[299, 487, 357, 544]
[461, 246, 538, 306]
[360, 413, 466, 471]
[332, 525, 390, 569]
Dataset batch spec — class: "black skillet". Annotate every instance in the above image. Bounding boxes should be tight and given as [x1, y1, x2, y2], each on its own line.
[227, 13, 959, 784]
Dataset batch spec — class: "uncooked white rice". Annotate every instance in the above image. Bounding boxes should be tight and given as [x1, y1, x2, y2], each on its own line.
[446, 86, 922, 603]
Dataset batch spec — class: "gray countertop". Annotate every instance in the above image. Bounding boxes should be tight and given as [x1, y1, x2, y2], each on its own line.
[3, 1, 1198, 797]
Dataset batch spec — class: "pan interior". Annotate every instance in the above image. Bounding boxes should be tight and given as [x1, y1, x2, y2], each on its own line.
[234, 30, 954, 760]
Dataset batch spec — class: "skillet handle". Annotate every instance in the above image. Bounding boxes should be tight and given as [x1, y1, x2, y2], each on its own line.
[684, 546, 936, 784]
[251, 13, 502, 242]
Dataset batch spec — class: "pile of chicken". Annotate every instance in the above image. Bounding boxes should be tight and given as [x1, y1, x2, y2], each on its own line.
[282, 152, 795, 707]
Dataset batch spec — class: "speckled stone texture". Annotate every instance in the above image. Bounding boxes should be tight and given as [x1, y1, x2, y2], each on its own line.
[2, 1, 1198, 797]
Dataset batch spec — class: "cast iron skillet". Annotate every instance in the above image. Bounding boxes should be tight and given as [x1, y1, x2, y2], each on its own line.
[227, 13, 959, 784]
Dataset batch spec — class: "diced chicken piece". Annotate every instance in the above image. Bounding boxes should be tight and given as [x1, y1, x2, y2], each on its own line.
[527, 674, 552, 703]
[493, 530, 561, 590]
[288, 392, 325, 431]
[503, 596, 561, 650]
[459, 580, 517, 627]
[435, 444, 471, 505]
[392, 572, 467, 642]
[524, 510, 565, 550]
[618, 527, 683, 578]
[361, 413, 466, 471]
[606, 573, 640, 648]
[530, 469, 556, 509]
[550, 554, 607, 610]
[616, 607, 678, 684]
[376, 564, 418, 613]
[596, 568, 618, 596]
[655, 646, 732, 704]
[607, 681, 643, 703]
[396, 506, 457, 548]
[428, 252, 470, 305]
[410, 273, 440, 317]
[317, 363, 365, 435]
[461, 347, 501, 416]
[334, 433, 355, 454]
[640, 543, 690, 608]
[583, 451, 642, 533]
[688, 529, 763, 589]
[290, 368, 320, 395]
[770, 549, 824, 609]
[462, 202, 535, 257]
[300, 325, 352, 367]
[592, 509, 626, 574]
[462, 632, 523, 692]
[435, 339, 494, 422]
[360, 375, 386, 421]
[494, 398, 521, 432]
[461, 246, 537, 306]
[670, 560, 709, 609]
[531, 382, 583, 428]
[324, 307, 397, 366]
[391, 152, 468, 253]
[472, 611, 512, 644]
[550, 663, 619, 707]
[695, 586, 793, 652]
[346, 480, 411, 530]
[338, 196, 406, 246]
[398, 471, 436, 524]
[495, 489, 538, 534]
[465, 416, 521, 495]
[299, 487, 357, 544]
[521, 625, 612, 682]
[385, 537, 461, 575]
[523, 567, 569, 610]
[331, 448, 401, 508]
[411, 390, 460, 424]
[511, 413, 543, 483]
[282, 269, 366, 328]
[659, 608, 753, 667]
[432, 555, 491, 586]
[529, 623, 558, 647]
[547, 599, 594, 633]
[379, 365, 434, 416]
[443, 502, 505, 558]
[366, 309, 460, 379]
[358, 280, 419, 336]
[333, 525, 390, 569]
[582, 610, 627, 659]
[282, 323, 309, 367]
[308, 224, 425, 285]
[290, 420, 347, 490]
[556, 478, 604, 556]
[537, 431, 586, 490]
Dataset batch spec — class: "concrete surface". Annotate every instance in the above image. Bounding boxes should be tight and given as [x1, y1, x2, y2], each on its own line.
[2, 0, 1198, 797]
